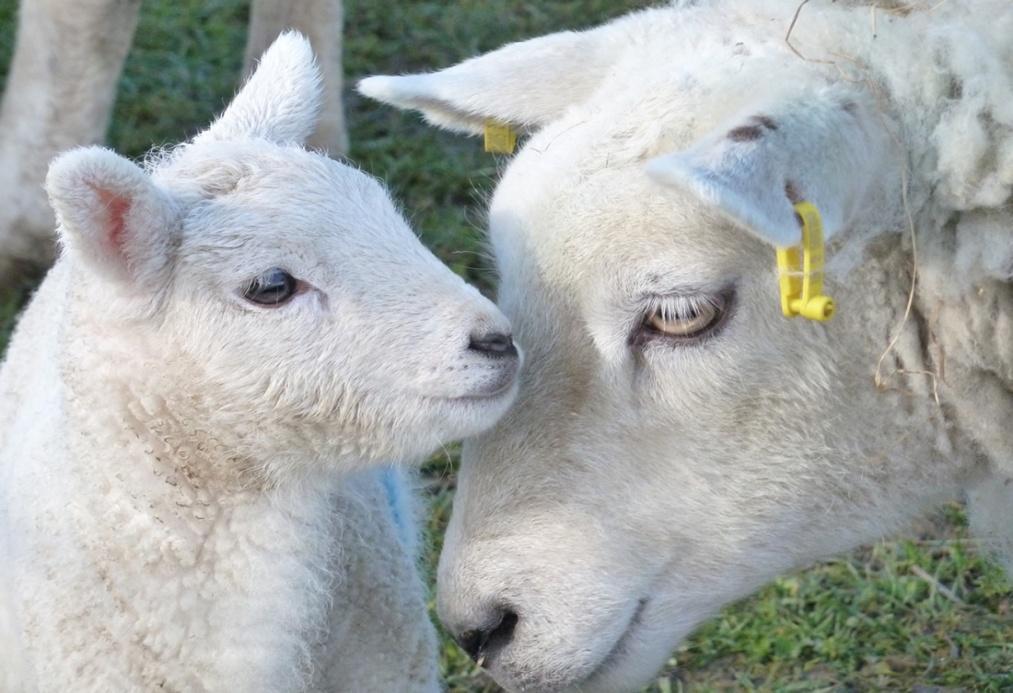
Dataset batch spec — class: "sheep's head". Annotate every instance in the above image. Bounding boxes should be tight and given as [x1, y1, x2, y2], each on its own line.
[44, 33, 519, 477]
[361, 6, 987, 692]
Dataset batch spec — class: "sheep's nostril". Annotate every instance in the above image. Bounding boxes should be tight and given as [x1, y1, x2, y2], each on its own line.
[467, 331, 517, 358]
[454, 609, 519, 666]
[456, 630, 485, 663]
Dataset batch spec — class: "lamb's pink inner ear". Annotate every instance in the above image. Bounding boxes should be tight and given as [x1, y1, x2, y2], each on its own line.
[47, 146, 179, 288]
[92, 186, 132, 259]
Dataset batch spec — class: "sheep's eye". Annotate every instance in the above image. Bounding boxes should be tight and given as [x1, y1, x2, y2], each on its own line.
[242, 268, 298, 306]
[636, 291, 731, 345]
[647, 302, 717, 336]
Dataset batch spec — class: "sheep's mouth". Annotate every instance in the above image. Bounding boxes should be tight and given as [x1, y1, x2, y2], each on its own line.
[595, 597, 649, 672]
[557, 596, 650, 691]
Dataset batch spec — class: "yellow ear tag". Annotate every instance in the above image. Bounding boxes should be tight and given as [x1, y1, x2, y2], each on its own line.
[776, 201, 835, 321]
[483, 121, 517, 154]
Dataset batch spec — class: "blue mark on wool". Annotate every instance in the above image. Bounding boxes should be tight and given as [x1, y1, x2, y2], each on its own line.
[380, 467, 413, 549]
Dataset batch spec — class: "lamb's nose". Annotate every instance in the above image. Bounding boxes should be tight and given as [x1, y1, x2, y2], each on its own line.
[454, 608, 519, 666]
[467, 330, 517, 358]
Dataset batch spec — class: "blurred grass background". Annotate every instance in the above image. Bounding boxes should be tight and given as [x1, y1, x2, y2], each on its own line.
[0, 1, 1009, 690]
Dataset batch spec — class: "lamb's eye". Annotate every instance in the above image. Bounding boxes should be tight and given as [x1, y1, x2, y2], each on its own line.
[636, 291, 731, 345]
[242, 268, 298, 306]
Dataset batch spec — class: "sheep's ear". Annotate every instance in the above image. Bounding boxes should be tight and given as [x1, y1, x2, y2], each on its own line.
[646, 89, 888, 246]
[358, 24, 620, 136]
[46, 147, 177, 286]
[196, 31, 321, 146]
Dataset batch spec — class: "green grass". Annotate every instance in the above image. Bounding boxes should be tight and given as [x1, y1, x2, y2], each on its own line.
[0, 1, 1010, 690]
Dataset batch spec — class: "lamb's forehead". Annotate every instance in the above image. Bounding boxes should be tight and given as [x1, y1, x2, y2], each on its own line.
[146, 143, 407, 275]
[154, 142, 394, 229]
[155, 141, 383, 202]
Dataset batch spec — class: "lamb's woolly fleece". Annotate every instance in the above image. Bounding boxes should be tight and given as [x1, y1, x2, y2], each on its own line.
[0, 32, 516, 692]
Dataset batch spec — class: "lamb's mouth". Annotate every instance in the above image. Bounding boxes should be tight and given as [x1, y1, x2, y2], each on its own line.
[430, 378, 518, 404]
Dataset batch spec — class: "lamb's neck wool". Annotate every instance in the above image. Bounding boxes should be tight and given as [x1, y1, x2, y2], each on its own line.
[65, 275, 295, 493]
[1, 268, 336, 689]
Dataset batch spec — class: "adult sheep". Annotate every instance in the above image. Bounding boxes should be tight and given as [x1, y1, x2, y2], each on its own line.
[0, 33, 519, 692]
[0, 0, 346, 285]
[361, 0, 1012, 691]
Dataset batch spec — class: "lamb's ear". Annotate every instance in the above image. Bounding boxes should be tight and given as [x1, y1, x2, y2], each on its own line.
[646, 89, 888, 246]
[358, 24, 620, 136]
[196, 31, 321, 146]
[46, 147, 177, 286]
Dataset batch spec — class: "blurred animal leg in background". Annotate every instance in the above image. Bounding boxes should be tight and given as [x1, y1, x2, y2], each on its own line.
[967, 474, 1013, 576]
[0, 0, 142, 284]
[244, 0, 348, 156]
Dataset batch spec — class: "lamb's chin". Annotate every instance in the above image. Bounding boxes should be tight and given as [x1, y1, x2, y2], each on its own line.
[404, 386, 519, 453]
[438, 386, 518, 429]
[312, 383, 518, 468]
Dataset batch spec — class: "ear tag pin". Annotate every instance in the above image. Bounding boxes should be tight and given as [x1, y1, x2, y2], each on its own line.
[776, 201, 835, 321]
[484, 121, 517, 154]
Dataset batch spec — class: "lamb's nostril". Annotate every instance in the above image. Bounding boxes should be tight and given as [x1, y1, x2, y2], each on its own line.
[468, 331, 517, 358]
[454, 608, 519, 666]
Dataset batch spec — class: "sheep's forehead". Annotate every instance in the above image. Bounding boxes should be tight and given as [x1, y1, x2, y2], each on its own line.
[489, 24, 823, 301]
[491, 138, 750, 304]
[571, 12, 807, 152]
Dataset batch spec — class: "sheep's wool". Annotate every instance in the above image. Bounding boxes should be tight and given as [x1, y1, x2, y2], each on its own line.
[359, 2, 1012, 692]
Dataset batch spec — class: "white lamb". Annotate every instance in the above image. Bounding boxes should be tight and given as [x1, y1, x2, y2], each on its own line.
[362, 1, 1011, 691]
[0, 33, 519, 692]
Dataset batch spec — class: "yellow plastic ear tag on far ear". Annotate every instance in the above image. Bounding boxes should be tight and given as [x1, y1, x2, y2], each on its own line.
[776, 202, 835, 321]
[483, 121, 517, 154]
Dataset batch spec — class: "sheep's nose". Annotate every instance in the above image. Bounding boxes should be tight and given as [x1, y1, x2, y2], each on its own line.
[467, 330, 517, 358]
[453, 607, 519, 666]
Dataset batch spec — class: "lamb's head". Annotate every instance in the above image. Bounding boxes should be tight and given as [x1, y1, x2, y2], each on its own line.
[361, 7, 993, 692]
[44, 33, 518, 478]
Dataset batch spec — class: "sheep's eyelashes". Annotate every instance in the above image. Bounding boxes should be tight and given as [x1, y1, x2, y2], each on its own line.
[635, 291, 731, 346]
[648, 304, 716, 336]
[242, 267, 299, 306]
